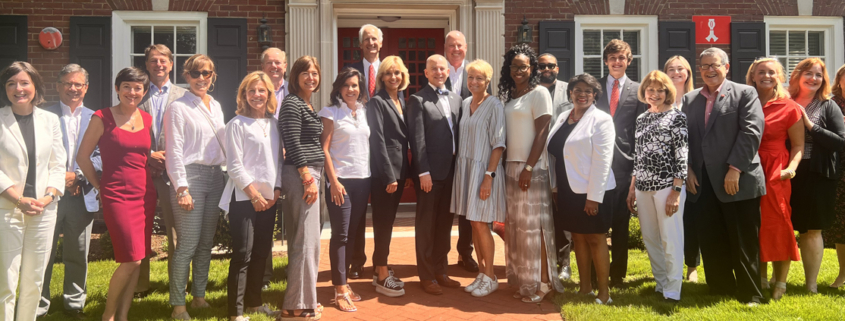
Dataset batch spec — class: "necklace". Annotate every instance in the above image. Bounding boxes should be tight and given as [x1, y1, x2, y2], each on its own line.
[513, 86, 531, 99]
[569, 111, 582, 123]
[116, 108, 137, 130]
[257, 118, 268, 137]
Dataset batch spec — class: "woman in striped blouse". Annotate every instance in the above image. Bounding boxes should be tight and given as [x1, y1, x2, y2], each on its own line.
[278, 56, 325, 320]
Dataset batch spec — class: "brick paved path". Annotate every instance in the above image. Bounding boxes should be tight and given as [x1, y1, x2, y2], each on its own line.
[315, 216, 562, 320]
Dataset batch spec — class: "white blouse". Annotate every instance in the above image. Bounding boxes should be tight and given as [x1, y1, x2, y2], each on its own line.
[503, 86, 553, 169]
[218, 115, 282, 212]
[318, 102, 371, 179]
[164, 91, 227, 189]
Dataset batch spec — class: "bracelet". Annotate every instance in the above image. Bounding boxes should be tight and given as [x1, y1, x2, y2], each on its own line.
[15, 195, 22, 208]
[302, 178, 315, 186]
[251, 198, 260, 203]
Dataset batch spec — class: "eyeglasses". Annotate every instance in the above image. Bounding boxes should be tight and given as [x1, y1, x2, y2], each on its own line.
[699, 63, 724, 70]
[572, 89, 595, 96]
[59, 82, 87, 90]
[509, 65, 531, 73]
[538, 63, 557, 70]
[189, 70, 214, 79]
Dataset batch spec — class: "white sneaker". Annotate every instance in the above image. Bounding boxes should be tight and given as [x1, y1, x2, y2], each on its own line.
[465, 274, 484, 293]
[471, 275, 498, 297]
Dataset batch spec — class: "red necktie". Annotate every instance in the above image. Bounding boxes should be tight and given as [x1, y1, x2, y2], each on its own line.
[610, 79, 619, 117]
[368, 64, 376, 98]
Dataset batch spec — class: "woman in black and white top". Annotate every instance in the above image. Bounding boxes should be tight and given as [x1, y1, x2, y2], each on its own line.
[220, 71, 281, 321]
[279, 56, 325, 320]
[625, 70, 688, 302]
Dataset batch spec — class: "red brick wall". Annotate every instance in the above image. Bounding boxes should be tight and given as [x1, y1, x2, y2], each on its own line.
[0, 0, 284, 103]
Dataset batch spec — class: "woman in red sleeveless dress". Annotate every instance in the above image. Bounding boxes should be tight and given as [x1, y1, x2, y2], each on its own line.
[746, 58, 803, 300]
[76, 67, 156, 320]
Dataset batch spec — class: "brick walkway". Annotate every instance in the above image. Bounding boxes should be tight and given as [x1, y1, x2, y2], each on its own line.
[314, 215, 562, 321]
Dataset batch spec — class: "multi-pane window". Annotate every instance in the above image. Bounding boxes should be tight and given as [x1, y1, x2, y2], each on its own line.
[769, 30, 825, 77]
[582, 29, 641, 81]
[130, 25, 198, 85]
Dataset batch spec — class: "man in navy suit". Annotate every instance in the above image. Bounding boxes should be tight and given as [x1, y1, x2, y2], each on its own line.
[38, 64, 101, 319]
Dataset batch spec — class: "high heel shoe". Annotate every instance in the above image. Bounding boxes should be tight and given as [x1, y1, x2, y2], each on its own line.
[521, 282, 552, 303]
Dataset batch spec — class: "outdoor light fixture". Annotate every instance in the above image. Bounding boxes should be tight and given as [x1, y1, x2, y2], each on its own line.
[378, 16, 401, 23]
[258, 14, 272, 50]
[517, 16, 532, 44]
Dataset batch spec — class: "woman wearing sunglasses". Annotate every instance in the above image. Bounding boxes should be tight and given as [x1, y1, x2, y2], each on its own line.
[163, 54, 228, 320]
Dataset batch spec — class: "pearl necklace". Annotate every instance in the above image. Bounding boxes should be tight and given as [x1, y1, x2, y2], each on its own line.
[257, 118, 268, 137]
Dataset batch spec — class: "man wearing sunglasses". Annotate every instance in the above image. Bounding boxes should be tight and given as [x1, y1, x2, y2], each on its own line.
[135, 44, 188, 299]
[537, 53, 573, 282]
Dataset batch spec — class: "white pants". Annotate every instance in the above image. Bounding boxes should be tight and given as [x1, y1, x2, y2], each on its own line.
[636, 186, 685, 300]
[0, 206, 57, 321]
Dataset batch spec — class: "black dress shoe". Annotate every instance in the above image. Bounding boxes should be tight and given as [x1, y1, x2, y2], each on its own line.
[349, 265, 362, 279]
[458, 256, 479, 273]
[609, 278, 624, 288]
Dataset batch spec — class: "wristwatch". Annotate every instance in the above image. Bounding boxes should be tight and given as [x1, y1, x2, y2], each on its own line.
[672, 185, 683, 192]
[45, 191, 60, 203]
[524, 164, 533, 172]
[485, 171, 496, 178]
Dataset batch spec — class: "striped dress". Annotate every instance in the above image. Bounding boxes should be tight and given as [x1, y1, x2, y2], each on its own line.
[450, 96, 507, 223]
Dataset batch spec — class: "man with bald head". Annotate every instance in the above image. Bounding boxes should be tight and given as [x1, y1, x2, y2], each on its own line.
[408, 55, 463, 295]
[345, 24, 383, 100]
[261, 47, 289, 119]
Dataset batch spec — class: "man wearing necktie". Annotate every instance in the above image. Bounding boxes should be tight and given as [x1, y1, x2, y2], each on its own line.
[593, 39, 648, 288]
[344, 24, 383, 279]
[408, 55, 463, 295]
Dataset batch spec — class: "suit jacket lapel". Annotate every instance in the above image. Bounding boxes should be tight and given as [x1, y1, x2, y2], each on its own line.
[57, 109, 70, 167]
[379, 91, 407, 132]
[1, 107, 27, 160]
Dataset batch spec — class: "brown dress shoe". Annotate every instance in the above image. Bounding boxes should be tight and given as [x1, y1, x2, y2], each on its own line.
[420, 280, 443, 295]
[436, 275, 461, 288]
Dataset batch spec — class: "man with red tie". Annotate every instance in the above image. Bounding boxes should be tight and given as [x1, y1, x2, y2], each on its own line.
[592, 39, 648, 288]
[344, 23, 383, 279]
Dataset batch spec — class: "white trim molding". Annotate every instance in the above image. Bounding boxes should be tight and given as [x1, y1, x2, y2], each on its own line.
[609, 0, 625, 15]
[574, 15, 658, 81]
[764, 16, 844, 81]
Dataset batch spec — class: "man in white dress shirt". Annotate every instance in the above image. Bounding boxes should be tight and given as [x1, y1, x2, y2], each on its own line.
[39, 64, 101, 319]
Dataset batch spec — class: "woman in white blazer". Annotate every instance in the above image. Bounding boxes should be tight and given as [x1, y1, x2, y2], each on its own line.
[0, 61, 66, 321]
[546, 73, 616, 305]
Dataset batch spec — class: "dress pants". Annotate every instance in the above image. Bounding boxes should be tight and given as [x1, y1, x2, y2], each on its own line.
[38, 194, 93, 316]
[552, 203, 573, 269]
[281, 165, 322, 311]
[414, 168, 455, 281]
[636, 186, 686, 300]
[697, 168, 763, 303]
[1, 204, 58, 321]
[227, 193, 276, 317]
[327, 178, 371, 285]
[349, 209, 367, 269]
[136, 176, 177, 293]
[262, 206, 282, 286]
[683, 198, 701, 268]
[370, 179, 404, 266]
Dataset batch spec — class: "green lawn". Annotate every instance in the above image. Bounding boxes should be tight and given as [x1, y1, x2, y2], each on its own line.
[40, 250, 845, 320]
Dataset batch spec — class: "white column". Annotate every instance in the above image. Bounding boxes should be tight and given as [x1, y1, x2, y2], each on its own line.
[287, 0, 322, 108]
[474, 0, 504, 93]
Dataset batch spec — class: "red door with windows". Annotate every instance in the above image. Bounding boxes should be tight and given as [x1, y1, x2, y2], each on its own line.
[338, 28, 445, 202]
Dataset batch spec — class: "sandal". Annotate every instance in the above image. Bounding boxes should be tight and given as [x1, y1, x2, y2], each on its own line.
[333, 289, 357, 312]
[521, 282, 552, 303]
[346, 285, 362, 302]
[772, 281, 787, 301]
[278, 309, 321, 321]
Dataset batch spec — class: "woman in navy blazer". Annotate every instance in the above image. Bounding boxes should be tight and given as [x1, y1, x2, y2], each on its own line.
[546, 73, 616, 304]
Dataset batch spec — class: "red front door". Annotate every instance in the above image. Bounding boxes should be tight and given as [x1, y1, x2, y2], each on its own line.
[337, 27, 445, 203]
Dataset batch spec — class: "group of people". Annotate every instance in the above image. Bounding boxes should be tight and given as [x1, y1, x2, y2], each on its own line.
[3, 22, 845, 321]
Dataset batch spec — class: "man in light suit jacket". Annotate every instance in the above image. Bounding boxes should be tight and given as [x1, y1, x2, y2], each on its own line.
[38, 64, 101, 319]
[538, 52, 572, 281]
[135, 44, 188, 297]
[593, 40, 648, 287]
[408, 55, 463, 295]
[682, 48, 765, 304]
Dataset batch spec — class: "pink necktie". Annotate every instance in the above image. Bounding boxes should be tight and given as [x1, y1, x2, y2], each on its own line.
[610, 79, 619, 117]
[368, 64, 376, 98]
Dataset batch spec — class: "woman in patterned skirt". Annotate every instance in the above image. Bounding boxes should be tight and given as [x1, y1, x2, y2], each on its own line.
[825, 64, 845, 288]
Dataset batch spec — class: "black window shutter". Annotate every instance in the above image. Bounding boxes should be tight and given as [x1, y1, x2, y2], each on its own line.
[70, 16, 111, 110]
[658, 21, 696, 81]
[539, 21, 575, 81]
[208, 18, 248, 122]
[730, 22, 766, 82]
[0, 15, 28, 69]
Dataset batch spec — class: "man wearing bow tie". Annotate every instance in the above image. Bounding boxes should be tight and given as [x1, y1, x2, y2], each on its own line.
[407, 55, 462, 295]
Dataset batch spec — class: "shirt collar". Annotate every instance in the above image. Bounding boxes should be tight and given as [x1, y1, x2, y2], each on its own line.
[363, 58, 381, 70]
[59, 101, 84, 117]
[449, 60, 465, 74]
[338, 100, 364, 112]
[275, 80, 286, 94]
[701, 79, 726, 99]
[429, 82, 446, 91]
[150, 80, 172, 95]
[607, 74, 627, 88]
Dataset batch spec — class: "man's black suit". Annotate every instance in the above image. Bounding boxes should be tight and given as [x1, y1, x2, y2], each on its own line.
[407, 84, 461, 280]
[593, 75, 648, 283]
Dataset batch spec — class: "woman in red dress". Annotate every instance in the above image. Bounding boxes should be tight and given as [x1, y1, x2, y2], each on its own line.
[77, 67, 156, 320]
[745, 58, 803, 300]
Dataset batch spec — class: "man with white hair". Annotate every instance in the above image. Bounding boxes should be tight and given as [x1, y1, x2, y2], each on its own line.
[261, 47, 289, 119]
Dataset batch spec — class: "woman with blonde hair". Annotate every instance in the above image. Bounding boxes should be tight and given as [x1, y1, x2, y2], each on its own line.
[365, 55, 411, 297]
[663, 56, 694, 107]
[452, 59, 506, 297]
[788, 57, 845, 293]
[219, 71, 281, 321]
[826, 64, 845, 288]
[745, 57, 803, 300]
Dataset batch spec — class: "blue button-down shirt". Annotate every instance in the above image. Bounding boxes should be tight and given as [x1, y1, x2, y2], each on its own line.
[149, 80, 172, 142]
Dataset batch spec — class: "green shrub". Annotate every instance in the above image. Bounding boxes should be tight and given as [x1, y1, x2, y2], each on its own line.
[628, 215, 644, 250]
[54, 236, 63, 263]
[213, 212, 233, 254]
[99, 230, 115, 261]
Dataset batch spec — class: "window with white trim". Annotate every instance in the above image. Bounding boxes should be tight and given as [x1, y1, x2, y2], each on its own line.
[130, 25, 198, 85]
[765, 16, 844, 80]
[575, 16, 658, 82]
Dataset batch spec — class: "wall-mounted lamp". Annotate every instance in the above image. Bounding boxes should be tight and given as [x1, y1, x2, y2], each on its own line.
[378, 16, 401, 23]
[516, 16, 532, 44]
[258, 14, 272, 50]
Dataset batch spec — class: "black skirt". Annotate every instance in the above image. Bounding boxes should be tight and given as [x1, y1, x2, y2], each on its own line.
[791, 161, 837, 233]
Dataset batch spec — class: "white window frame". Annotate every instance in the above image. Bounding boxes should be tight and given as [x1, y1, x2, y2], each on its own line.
[574, 15, 658, 81]
[764, 16, 844, 82]
[112, 11, 208, 105]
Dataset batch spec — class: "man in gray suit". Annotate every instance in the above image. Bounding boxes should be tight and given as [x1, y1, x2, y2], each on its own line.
[408, 55, 463, 295]
[135, 44, 188, 297]
[682, 47, 765, 305]
[538, 52, 572, 281]
[38, 64, 101, 319]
